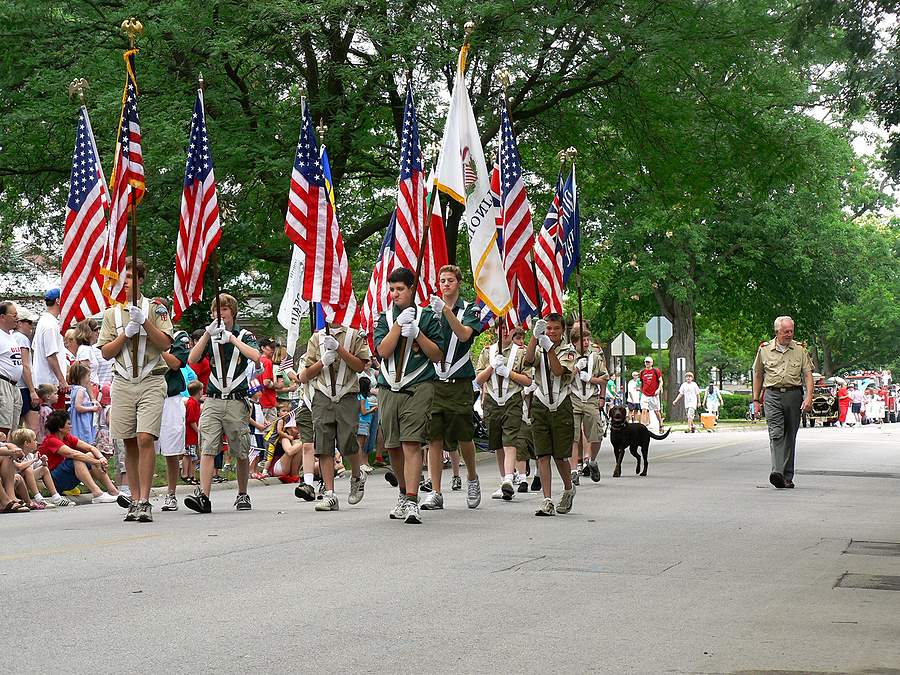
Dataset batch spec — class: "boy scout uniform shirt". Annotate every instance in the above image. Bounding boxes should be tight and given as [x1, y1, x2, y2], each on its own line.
[531, 340, 577, 411]
[203, 324, 259, 397]
[571, 348, 610, 403]
[97, 297, 174, 380]
[433, 298, 482, 381]
[753, 339, 813, 388]
[164, 330, 191, 397]
[373, 305, 442, 391]
[303, 326, 371, 399]
[475, 342, 528, 404]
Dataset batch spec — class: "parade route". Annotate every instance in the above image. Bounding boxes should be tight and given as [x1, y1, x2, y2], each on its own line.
[2, 424, 899, 674]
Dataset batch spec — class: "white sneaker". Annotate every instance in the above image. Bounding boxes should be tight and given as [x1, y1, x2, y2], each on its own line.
[315, 491, 340, 511]
[92, 492, 118, 504]
[161, 493, 178, 511]
[491, 485, 505, 499]
[389, 495, 406, 520]
[535, 498, 556, 517]
[404, 499, 422, 524]
[466, 476, 481, 509]
[50, 494, 75, 507]
[557, 487, 576, 514]
[348, 472, 367, 505]
[420, 491, 443, 510]
[360, 463, 374, 474]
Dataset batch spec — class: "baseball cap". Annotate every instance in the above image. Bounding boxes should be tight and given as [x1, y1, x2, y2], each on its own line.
[644, 357, 653, 363]
[17, 307, 37, 323]
[44, 288, 61, 302]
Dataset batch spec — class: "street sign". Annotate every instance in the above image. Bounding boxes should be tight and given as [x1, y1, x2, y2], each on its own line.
[610, 331, 636, 357]
[676, 357, 686, 384]
[645, 316, 673, 344]
[651, 342, 669, 350]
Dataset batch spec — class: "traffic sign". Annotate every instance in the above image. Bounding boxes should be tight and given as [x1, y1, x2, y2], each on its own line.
[645, 316, 673, 345]
[610, 331, 636, 357]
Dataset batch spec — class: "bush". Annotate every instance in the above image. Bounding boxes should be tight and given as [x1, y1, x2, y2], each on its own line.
[720, 393, 752, 419]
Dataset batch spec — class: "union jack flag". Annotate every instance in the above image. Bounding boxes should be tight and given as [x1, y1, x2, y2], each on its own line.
[173, 88, 221, 321]
[534, 172, 564, 316]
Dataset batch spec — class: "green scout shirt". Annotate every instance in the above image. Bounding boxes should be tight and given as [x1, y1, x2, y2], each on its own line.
[433, 298, 482, 381]
[374, 305, 442, 391]
[164, 330, 191, 397]
[203, 323, 259, 397]
[753, 339, 813, 388]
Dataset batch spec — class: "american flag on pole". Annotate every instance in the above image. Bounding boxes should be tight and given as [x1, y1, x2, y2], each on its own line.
[172, 88, 221, 321]
[498, 97, 538, 325]
[534, 173, 564, 316]
[60, 107, 110, 330]
[362, 209, 398, 349]
[100, 48, 144, 306]
[284, 99, 358, 327]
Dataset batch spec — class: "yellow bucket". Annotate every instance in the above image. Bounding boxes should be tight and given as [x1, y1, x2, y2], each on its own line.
[700, 413, 716, 430]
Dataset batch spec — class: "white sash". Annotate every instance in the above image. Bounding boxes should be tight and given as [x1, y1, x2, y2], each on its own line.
[208, 328, 250, 396]
[533, 344, 570, 412]
[112, 297, 160, 381]
[434, 302, 472, 382]
[316, 329, 355, 402]
[486, 343, 521, 406]
[379, 306, 429, 392]
[572, 352, 598, 402]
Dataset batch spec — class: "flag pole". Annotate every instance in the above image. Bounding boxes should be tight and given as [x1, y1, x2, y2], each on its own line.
[317, 117, 338, 398]
[565, 147, 587, 397]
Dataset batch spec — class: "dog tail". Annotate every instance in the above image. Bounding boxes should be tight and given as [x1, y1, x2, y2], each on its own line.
[648, 428, 671, 440]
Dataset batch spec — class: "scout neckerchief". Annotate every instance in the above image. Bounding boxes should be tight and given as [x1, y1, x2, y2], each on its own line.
[317, 328, 355, 402]
[208, 326, 251, 396]
[379, 304, 429, 392]
[533, 340, 570, 411]
[572, 351, 599, 402]
[434, 300, 472, 382]
[112, 297, 160, 381]
[486, 342, 521, 405]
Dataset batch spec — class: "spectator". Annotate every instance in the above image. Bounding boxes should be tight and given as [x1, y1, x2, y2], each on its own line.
[67, 362, 99, 444]
[188, 329, 211, 392]
[0, 434, 31, 512]
[30, 289, 69, 401]
[703, 383, 722, 422]
[273, 345, 299, 407]
[638, 357, 665, 429]
[13, 307, 40, 433]
[36, 384, 57, 443]
[73, 318, 113, 391]
[836, 379, 851, 427]
[38, 410, 120, 503]
[258, 338, 278, 422]
[673, 371, 702, 433]
[848, 383, 863, 426]
[626, 371, 641, 422]
[183, 380, 202, 484]
[155, 325, 192, 513]
[9, 428, 74, 508]
[357, 376, 378, 458]
[63, 329, 78, 371]
[0, 301, 24, 437]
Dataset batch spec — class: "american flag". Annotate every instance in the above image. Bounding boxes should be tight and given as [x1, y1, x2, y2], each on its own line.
[535, 172, 564, 316]
[395, 83, 428, 303]
[100, 48, 144, 305]
[173, 89, 221, 321]
[60, 107, 110, 330]
[284, 99, 357, 327]
[498, 98, 538, 325]
[362, 209, 397, 350]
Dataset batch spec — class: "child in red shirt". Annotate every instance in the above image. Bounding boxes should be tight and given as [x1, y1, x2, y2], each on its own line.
[182, 380, 203, 484]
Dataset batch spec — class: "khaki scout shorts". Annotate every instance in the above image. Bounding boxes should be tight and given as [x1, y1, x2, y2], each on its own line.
[427, 379, 474, 443]
[0, 379, 21, 430]
[516, 421, 535, 462]
[572, 396, 602, 443]
[295, 404, 314, 444]
[110, 374, 167, 439]
[378, 381, 434, 448]
[200, 397, 251, 461]
[312, 390, 359, 457]
[531, 396, 575, 460]
[483, 393, 523, 451]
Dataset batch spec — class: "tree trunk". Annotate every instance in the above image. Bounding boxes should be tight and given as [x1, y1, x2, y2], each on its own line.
[822, 339, 834, 377]
[653, 290, 696, 422]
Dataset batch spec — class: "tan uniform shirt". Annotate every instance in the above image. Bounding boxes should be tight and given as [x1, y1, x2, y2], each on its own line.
[572, 347, 610, 402]
[531, 341, 576, 410]
[476, 342, 529, 404]
[97, 298, 174, 381]
[304, 326, 371, 399]
[753, 339, 812, 388]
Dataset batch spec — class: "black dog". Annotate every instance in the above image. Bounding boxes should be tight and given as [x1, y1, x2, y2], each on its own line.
[608, 405, 670, 477]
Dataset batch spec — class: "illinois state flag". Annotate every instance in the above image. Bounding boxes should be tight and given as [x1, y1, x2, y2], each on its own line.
[434, 41, 511, 317]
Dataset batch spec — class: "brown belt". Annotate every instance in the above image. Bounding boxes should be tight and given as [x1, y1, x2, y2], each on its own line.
[766, 385, 802, 392]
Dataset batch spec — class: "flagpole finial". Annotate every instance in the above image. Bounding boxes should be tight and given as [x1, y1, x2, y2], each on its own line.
[567, 147, 578, 163]
[68, 78, 89, 105]
[497, 68, 511, 91]
[464, 21, 476, 41]
[316, 118, 328, 141]
[121, 17, 144, 49]
[556, 149, 569, 167]
[198, 72, 205, 91]
[425, 141, 441, 164]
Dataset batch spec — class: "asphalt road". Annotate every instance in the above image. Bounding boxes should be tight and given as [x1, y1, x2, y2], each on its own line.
[2, 423, 899, 674]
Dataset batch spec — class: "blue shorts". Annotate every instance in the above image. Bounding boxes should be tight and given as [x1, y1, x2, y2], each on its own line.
[357, 422, 370, 437]
[20, 388, 37, 418]
[51, 458, 81, 493]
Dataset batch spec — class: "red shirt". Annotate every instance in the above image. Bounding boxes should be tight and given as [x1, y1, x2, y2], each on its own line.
[190, 357, 211, 392]
[185, 396, 201, 445]
[259, 356, 277, 408]
[39, 433, 80, 471]
[639, 368, 662, 396]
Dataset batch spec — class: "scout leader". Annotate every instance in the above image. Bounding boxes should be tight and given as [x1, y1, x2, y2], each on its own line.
[475, 325, 532, 501]
[420, 265, 484, 512]
[569, 323, 609, 485]
[523, 313, 577, 517]
[373, 267, 443, 525]
[97, 257, 174, 523]
[300, 321, 371, 512]
[185, 293, 261, 514]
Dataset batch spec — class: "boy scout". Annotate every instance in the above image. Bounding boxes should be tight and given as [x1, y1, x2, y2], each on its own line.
[569, 324, 609, 485]
[475, 325, 531, 501]
[97, 257, 173, 523]
[421, 265, 483, 511]
[373, 267, 443, 525]
[185, 293, 260, 513]
[155, 323, 192, 517]
[523, 313, 577, 516]
[301, 322, 371, 511]
[751, 315, 813, 489]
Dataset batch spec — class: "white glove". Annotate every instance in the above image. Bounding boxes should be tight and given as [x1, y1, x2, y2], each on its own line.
[124, 321, 141, 338]
[575, 357, 588, 371]
[429, 295, 445, 315]
[205, 320, 224, 338]
[212, 330, 231, 345]
[523, 382, 538, 395]
[538, 335, 553, 351]
[396, 307, 416, 326]
[579, 371, 592, 383]
[128, 305, 146, 325]
[491, 353, 507, 369]
[400, 321, 420, 339]
[532, 319, 547, 337]
[318, 331, 339, 352]
[321, 349, 337, 366]
[495, 364, 511, 378]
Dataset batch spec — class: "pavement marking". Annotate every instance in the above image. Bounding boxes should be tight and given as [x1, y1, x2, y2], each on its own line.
[0, 533, 165, 562]
[654, 438, 749, 462]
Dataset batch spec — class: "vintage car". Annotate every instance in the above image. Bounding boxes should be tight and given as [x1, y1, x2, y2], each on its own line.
[807, 382, 839, 426]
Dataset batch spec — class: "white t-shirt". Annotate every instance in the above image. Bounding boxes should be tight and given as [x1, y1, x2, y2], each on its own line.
[627, 379, 642, 404]
[31, 312, 65, 387]
[12, 330, 30, 387]
[75, 344, 114, 386]
[678, 381, 701, 409]
[0, 329, 23, 383]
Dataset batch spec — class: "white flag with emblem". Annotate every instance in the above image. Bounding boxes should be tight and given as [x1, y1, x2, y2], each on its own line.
[277, 243, 310, 357]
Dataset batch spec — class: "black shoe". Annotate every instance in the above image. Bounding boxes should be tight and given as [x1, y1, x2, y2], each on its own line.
[579, 463, 591, 476]
[784, 480, 795, 489]
[234, 493, 252, 510]
[588, 461, 602, 483]
[419, 478, 433, 493]
[294, 483, 316, 501]
[384, 470, 398, 487]
[184, 490, 212, 513]
[116, 493, 134, 509]
[451, 475, 462, 491]
[517, 481, 529, 494]
[442, 458, 451, 469]
[769, 472, 785, 489]
[571, 471, 580, 487]
[530, 475, 542, 492]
